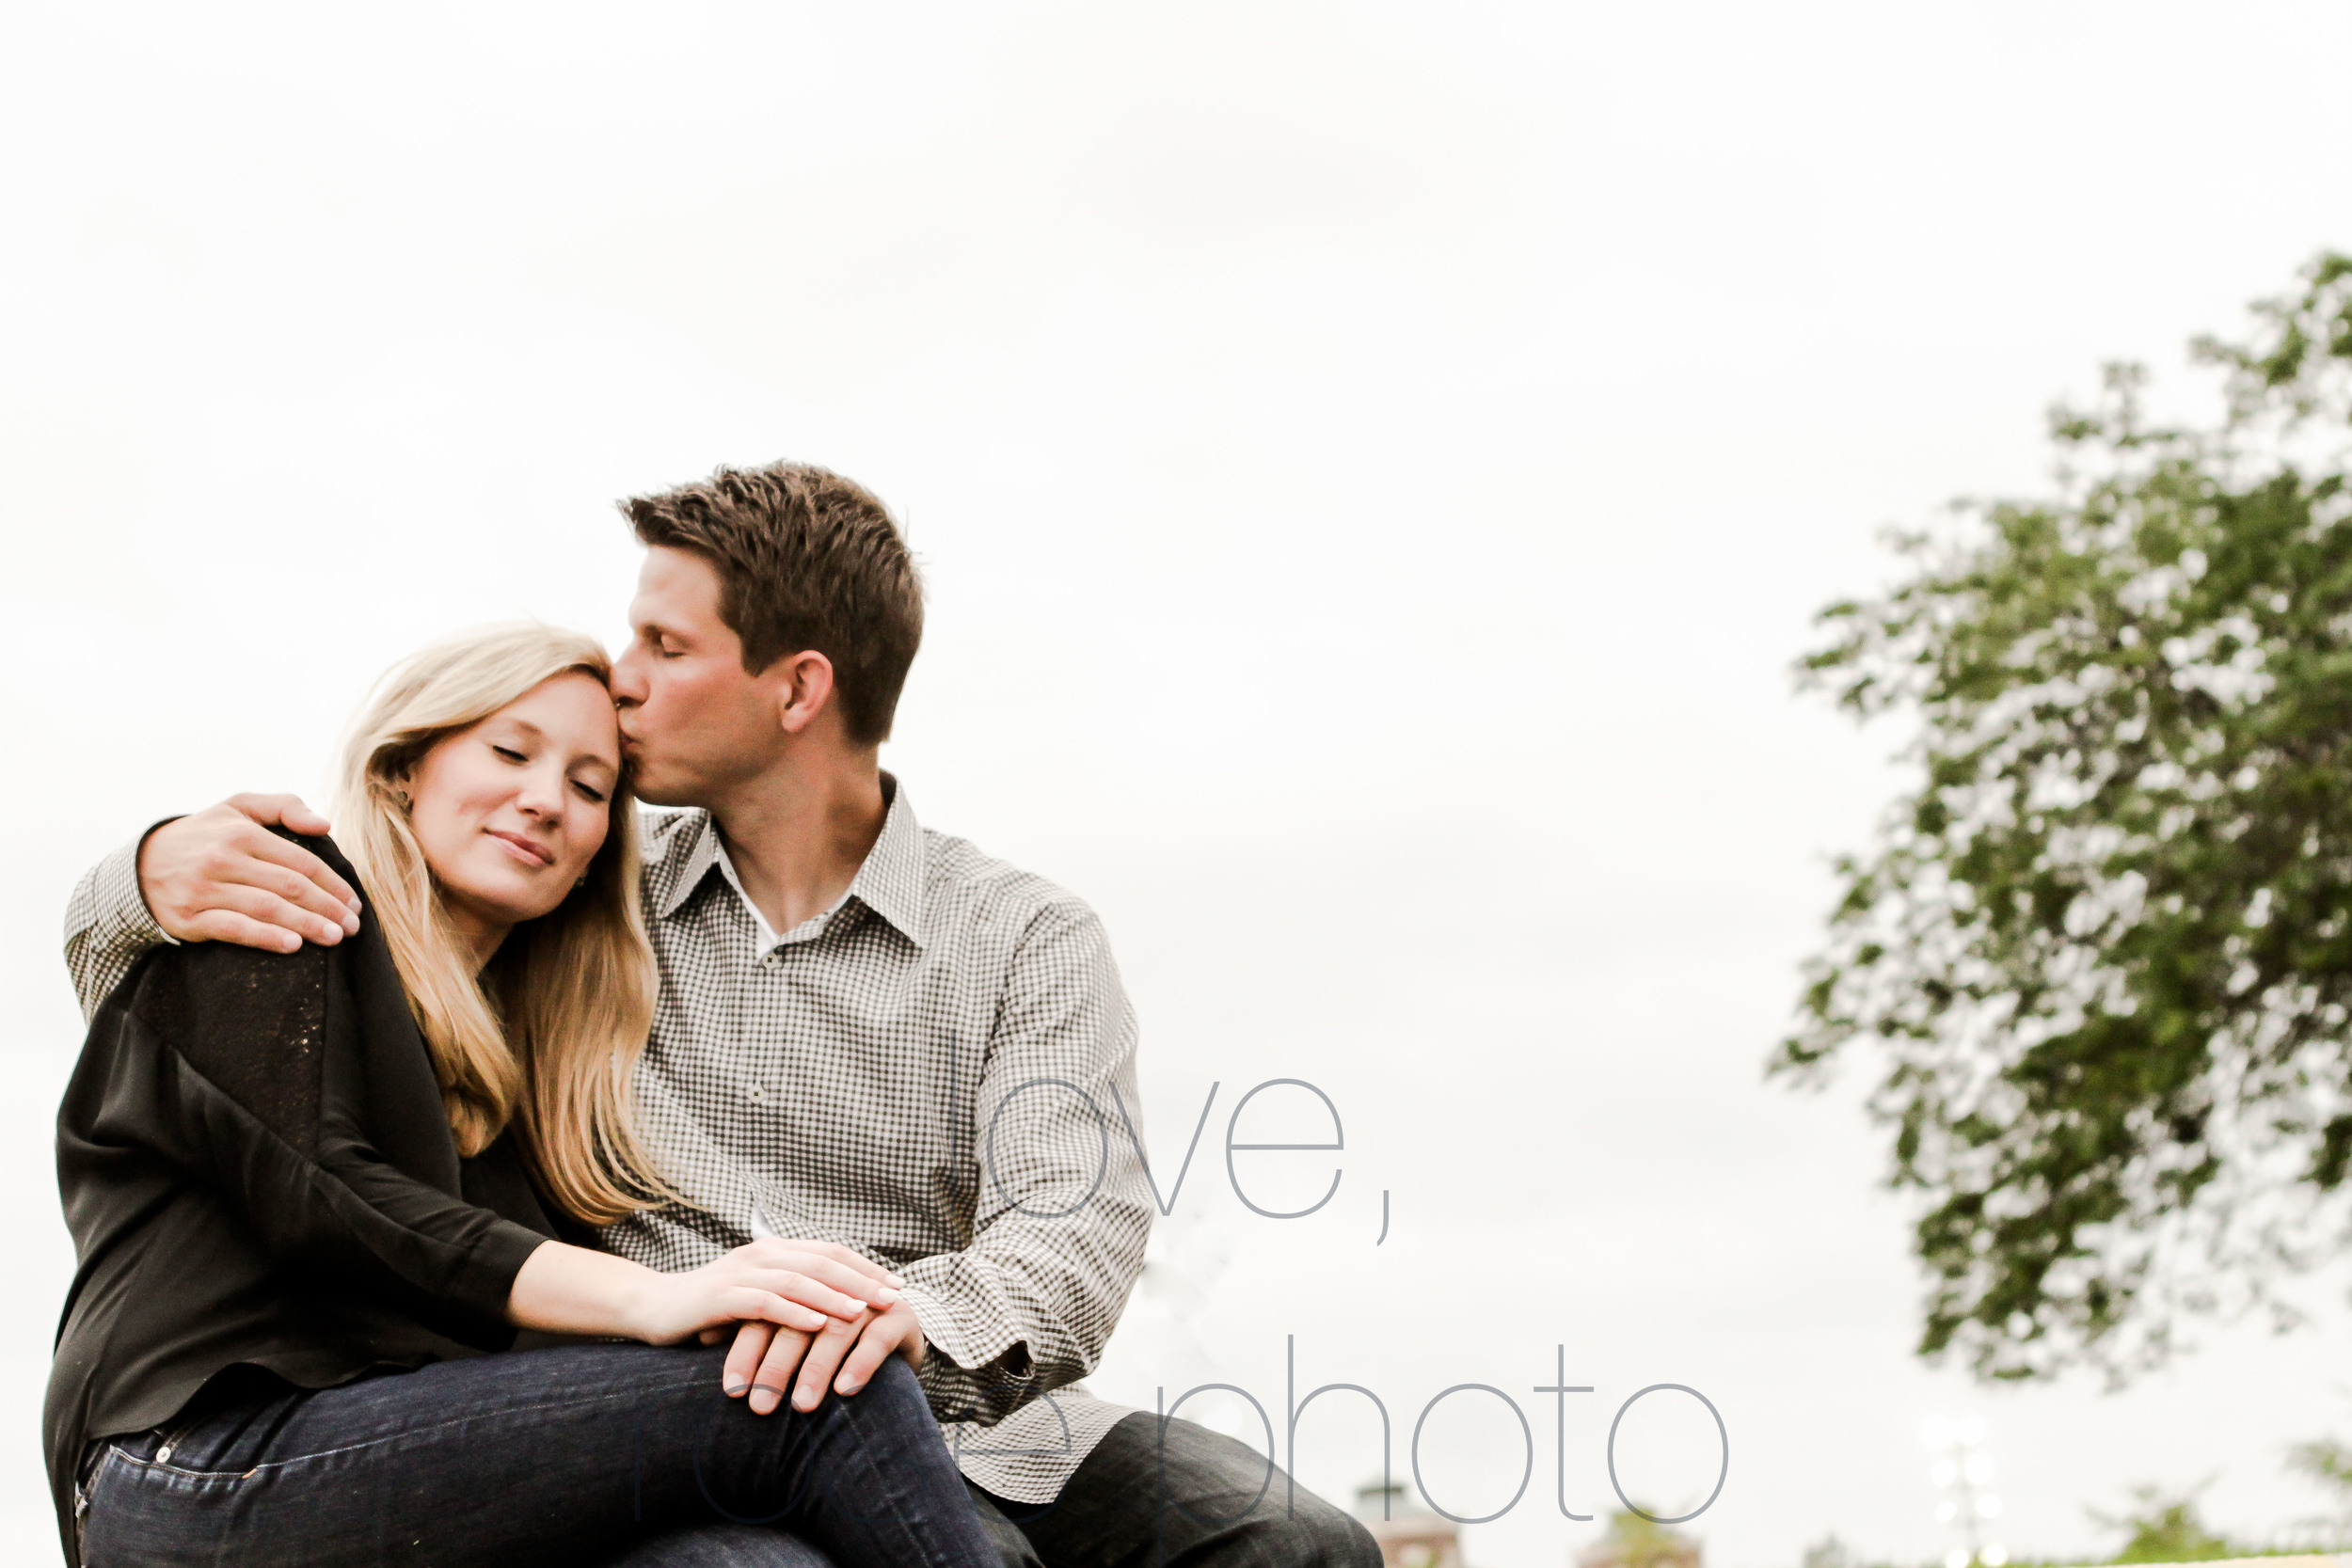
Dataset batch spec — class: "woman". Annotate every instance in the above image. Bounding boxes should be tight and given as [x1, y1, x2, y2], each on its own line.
[45, 625, 998, 1568]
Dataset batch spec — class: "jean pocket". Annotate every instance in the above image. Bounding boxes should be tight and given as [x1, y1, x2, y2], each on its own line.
[150, 1418, 198, 1468]
[108, 1412, 243, 1483]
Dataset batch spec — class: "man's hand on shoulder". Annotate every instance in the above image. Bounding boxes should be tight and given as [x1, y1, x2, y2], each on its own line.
[140, 795, 363, 953]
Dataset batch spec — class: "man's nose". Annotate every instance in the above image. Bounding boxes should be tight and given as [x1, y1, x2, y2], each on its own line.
[610, 649, 646, 707]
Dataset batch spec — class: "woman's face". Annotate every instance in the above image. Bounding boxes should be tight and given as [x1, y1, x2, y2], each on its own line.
[405, 671, 622, 949]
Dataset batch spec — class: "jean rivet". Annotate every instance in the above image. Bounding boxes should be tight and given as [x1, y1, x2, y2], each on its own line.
[156, 1446, 173, 1464]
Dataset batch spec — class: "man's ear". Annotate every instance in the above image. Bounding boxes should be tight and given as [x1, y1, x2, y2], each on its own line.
[771, 650, 838, 736]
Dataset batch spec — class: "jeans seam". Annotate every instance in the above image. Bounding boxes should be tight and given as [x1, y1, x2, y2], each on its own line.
[839, 1369, 963, 1566]
[72, 1444, 120, 1564]
[113, 1372, 715, 1483]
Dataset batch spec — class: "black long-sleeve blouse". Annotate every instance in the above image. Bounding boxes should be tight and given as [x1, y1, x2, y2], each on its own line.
[44, 834, 571, 1561]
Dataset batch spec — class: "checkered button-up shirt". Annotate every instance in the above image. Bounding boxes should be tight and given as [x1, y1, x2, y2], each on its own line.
[63, 778, 1153, 1501]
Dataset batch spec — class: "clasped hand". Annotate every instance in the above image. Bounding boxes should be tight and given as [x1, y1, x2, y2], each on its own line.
[665, 1238, 927, 1418]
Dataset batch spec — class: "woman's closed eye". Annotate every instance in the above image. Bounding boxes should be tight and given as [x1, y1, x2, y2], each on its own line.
[571, 779, 609, 804]
[492, 744, 528, 765]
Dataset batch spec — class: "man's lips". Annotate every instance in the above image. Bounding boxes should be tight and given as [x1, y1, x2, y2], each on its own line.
[487, 829, 556, 867]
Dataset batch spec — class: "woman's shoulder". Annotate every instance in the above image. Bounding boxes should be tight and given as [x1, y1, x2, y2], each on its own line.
[96, 831, 374, 1135]
[130, 827, 361, 1033]
[137, 933, 331, 1012]
[101, 934, 336, 1152]
[122, 932, 331, 1078]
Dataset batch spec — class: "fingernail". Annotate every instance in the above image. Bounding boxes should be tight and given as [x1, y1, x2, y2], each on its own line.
[342, 911, 360, 933]
[838, 1379, 863, 1396]
[875, 1288, 901, 1305]
[723, 1377, 749, 1395]
[793, 1391, 818, 1411]
[750, 1389, 778, 1414]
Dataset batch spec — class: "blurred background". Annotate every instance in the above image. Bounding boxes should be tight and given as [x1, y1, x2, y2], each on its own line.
[7, 4, 2352, 1565]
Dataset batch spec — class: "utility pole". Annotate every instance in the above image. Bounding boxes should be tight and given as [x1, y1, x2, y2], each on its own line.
[1925, 1417, 2006, 1568]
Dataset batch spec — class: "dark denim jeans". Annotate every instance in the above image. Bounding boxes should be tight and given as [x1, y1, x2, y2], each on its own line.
[966, 1413, 1383, 1568]
[77, 1343, 993, 1568]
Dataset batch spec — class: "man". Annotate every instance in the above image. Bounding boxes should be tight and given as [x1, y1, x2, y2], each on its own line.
[63, 462, 1379, 1568]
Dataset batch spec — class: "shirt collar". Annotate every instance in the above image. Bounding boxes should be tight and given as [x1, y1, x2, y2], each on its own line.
[654, 773, 925, 950]
[707, 836, 810, 957]
[846, 773, 925, 947]
[655, 811, 726, 922]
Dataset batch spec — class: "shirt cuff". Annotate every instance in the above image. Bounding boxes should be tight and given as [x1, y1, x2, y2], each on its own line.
[88, 834, 177, 952]
[898, 1283, 1001, 1368]
[898, 1281, 1035, 1404]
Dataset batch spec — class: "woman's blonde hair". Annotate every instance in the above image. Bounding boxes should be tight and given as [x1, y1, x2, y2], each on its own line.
[331, 623, 669, 1224]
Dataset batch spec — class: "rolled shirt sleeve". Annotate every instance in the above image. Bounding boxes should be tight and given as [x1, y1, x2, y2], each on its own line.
[897, 900, 1152, 1427]
[64, 830, 175, 1024]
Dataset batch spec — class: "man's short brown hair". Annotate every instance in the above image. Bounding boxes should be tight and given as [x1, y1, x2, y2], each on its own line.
[622, 463, 923, 745]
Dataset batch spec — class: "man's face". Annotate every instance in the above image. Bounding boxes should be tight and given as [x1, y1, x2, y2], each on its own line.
[611, 546, 788, 807]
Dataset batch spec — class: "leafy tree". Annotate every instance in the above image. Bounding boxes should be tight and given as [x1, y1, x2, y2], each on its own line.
[2289, 1434, 2352, 1493]
[1590, 1510, 1698, 1568]
[2090, 1483, 2233, 1564]
[1800, 1534, 1856, 1568]
[1778, 252, 2352, 1382]
[2287, 1434, 2352, 1543]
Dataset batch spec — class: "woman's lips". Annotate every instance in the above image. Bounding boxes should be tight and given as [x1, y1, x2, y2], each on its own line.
[487, 829, 555, 867]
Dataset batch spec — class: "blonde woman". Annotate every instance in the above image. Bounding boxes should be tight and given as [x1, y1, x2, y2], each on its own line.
[45, 626, 996, 1568]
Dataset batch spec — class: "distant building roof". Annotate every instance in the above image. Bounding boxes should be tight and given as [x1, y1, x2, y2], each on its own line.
[1354, 1481, 1460, 1568]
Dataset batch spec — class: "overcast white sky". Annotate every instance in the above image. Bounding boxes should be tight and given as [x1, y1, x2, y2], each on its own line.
[7, 4, 2352, 1565]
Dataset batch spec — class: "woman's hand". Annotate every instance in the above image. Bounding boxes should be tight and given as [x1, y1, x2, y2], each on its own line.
[505, 1239, 903, 1346]
[688, 1239, 902, 1341]
[639, 1239, 905, 1345]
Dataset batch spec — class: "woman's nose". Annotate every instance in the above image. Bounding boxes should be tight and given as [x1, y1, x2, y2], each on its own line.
[516, 767, 567, 817]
